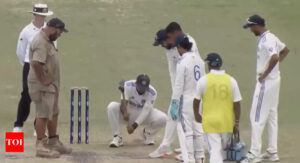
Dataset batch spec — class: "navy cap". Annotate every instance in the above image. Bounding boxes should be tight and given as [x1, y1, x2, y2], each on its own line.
[175, 33, 189, 46]
[205, 53, 223, 67]
[136, 74, 150, 92]
[153, 29, 168, 46]
[243, 14, 265, 29]
[47, 18, 68, 32]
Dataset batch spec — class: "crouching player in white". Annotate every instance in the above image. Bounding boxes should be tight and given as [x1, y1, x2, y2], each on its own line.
[107, 74, 167, 147]
[193, 53, 242, 163]
[170, 34, 206, 163]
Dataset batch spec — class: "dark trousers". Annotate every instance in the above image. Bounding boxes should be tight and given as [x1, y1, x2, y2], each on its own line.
[14, 63, 32, 127]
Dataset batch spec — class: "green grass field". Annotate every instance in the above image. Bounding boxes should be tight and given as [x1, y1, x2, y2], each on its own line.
[0, 0, 299, 162]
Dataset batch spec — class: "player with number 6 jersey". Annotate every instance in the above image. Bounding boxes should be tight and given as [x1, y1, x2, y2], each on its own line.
[170, 34, 206, 163]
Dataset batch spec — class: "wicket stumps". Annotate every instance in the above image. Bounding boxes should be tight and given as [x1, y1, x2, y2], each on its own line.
[70, 87, 89, 144]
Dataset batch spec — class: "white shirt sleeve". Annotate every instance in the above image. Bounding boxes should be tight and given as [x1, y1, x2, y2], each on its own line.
[16, 29, 28, 65]
[53, 40, 58, 49]
[166, 50, 177, 89]
[199, 59, 206, 78]
[276, 37, 286, 52]
[172, 61, 185, 100]
[135, 102, 152, 125]
[135, 93, 156, 125]
[263, 35, 284, 57]
[124, 84, 130, 100]
[230, 77, 242, 102]
[194, 76, 206, 100]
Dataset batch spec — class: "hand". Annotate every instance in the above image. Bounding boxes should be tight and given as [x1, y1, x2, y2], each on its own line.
[195, 113, 202, 123]
[258, 73, 266, 83]
[127, 124, 135, 134]
[233, 123, 239, 136]
[123, 112, 129, 122]
[170, 99, 179, 121]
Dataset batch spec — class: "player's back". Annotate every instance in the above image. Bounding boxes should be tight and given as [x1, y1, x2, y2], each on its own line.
[180, 51, 205, 97]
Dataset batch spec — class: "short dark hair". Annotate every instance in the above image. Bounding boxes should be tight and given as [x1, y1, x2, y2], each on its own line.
[176, 34, 193, 51]
[166, 22, 182, 33]
[180, 38, 192, 51]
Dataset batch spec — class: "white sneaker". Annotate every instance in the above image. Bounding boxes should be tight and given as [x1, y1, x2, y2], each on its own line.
[109, 135, 123, 148]
[13, 127, 23, 132]
[174, 148, 181, 153]
[241, 152, 262, 163]
[142, 129, 155, 145]
[149, 145, 173, 158]
[261, 151, 280, 161]
[34, 130, 48, 137]
[175, 154, 182, 162]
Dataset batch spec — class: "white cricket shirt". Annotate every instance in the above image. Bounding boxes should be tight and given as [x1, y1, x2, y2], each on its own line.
[172, 51, 205, 100]
[165, 34, 203, 90]
[256, 30, 286, 79]
[124, 80, 157, 125]
[16, 22, 46, 65]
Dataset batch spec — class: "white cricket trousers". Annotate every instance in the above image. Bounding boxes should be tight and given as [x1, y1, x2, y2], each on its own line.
[158, 104, 188, 161]
[249, 77, 280, 157]
[160, 106, 181, 146]
[179, 96, 205, 163]
[206, 133, 231, 163]
[107, 102, 167, 137]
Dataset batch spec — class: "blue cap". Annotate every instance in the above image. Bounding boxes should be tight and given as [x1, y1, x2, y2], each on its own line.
[243, 14, 265, 29]
[175, 33, 188, 46]
[153, 29, 168, 46]
[205, 53, 223, 67]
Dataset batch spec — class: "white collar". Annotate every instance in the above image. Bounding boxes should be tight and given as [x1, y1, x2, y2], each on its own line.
[30, 22, 46, 30]
[259, 30, 270, 38]
[210, 69, 225, 74]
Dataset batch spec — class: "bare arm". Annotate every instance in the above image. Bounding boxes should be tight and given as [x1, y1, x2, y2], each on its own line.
[233, 101, 241, 135]
[120, 98, 129, 121]
[279, 47, 289, 62]
[234, 102, 241, 124]
[32, 61, 53, 85]
[193, 98, 202, 123]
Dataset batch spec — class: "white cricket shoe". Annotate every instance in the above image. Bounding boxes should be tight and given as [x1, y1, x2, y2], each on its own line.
[34, 130, 48, 137]
[241, 152, 262, 163]
[174, 148, 181, 153]
[142, 129, 155, 145]
[149, 145, 173, 158]
[13, 127, 23, 132]
[261, 151, 280, 161]
[175, 154, 182, 162]
[109, 135, 123, 148]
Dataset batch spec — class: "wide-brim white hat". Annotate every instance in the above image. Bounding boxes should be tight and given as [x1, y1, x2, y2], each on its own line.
[29, 4, 53, 16]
